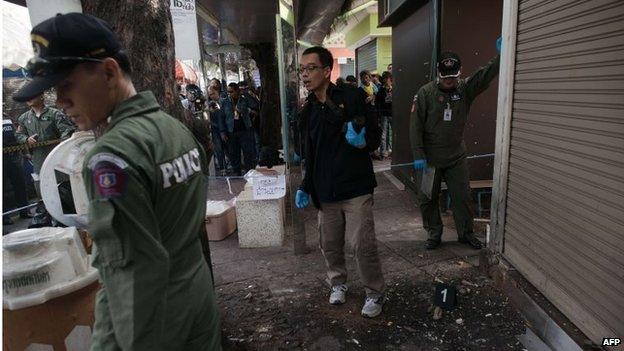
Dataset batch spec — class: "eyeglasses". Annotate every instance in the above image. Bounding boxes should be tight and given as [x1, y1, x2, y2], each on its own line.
[297, 65, 327, 75]
[26, 56, 104, 77]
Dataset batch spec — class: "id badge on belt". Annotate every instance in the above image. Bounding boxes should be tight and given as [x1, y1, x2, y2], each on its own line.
[443, 103, 452, 121]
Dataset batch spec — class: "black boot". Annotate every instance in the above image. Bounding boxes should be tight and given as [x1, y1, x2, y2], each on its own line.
[425, 239, 441, 250]
[458, 234, 482, 250]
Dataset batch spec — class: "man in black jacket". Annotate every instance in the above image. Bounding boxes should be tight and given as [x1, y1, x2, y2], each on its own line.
[295, 46, 386, 318]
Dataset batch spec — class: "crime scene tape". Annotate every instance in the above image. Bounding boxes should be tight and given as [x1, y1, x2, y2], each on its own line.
[3, 139, 63, 154]
[2, 202, 41, 216]
[206, 153, 496, 181]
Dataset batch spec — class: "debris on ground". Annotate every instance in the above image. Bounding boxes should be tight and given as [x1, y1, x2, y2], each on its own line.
[218, 260, 525, 350]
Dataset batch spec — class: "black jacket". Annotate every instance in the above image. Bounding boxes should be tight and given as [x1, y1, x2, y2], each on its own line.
[375, 86, 393, 117]
[299, 83, 381, 208]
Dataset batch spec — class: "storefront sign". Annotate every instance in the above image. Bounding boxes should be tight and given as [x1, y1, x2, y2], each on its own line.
[170, 0, 201, 61]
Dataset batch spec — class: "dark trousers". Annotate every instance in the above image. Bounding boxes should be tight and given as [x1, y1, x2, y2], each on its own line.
[3, 156, 29, 216]
[211, 129, 227, 172]
[228, 129, 256, 175]
[417, 157, 474, 241]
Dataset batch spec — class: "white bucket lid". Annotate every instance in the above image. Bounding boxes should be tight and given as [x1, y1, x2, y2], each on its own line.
[40, 131, 95, 228]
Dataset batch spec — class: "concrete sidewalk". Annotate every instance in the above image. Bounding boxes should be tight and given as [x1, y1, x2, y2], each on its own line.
[211, 170, 525, 350]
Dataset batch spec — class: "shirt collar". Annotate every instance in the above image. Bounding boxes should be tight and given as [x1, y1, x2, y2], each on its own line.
[108, 91, 161, 128]
[31, 106, 49, 117]
[307, 83, 340, 104]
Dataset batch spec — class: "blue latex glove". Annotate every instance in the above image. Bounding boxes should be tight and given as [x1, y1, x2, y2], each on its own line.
[413, 159, 427, 170]
[295, 190, 309, 209]
[345, 121, 367, 148]
[496, 36, 502, 54]
[293, 153, 301, 163]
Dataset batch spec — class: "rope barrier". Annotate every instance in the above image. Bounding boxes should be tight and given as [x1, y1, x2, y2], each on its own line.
[206, 153, 496, 180]
[3, 139, 63, 154]
[2, 201, 41, 216]
[1, 154, 496, 215]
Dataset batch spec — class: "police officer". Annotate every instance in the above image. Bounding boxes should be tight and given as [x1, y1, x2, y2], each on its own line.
[238, 81, 261, 155]
[3, 118, 32, 225]
[207, 85, 228, 174]
[15, 94, 75, 185]
[410, 38, 501, 250]
[221, 82, 257, 175]
[13, 13, 221, 350]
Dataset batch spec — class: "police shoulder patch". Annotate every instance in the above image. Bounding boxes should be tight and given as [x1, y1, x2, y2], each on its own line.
[88, 153, 128, 198]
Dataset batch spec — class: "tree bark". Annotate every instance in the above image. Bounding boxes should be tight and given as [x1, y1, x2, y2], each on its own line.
[81, 0, 213, 267]
[81, 0, 212, 155]
[81, 1, 182, 116]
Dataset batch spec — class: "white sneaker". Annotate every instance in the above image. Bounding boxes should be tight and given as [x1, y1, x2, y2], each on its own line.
[329, 284, 348, 305]
[361, 296, 384, 318]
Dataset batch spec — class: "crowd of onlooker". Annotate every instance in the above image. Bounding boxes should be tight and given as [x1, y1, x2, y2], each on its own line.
[179, 78, 262, 176]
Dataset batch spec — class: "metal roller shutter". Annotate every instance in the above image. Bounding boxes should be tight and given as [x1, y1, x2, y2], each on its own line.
[356, 39, 377, 74]
[340, 59, 355, 79]
[503, 0, 624, 344]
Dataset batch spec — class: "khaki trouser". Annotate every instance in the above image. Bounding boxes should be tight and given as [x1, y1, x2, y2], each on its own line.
[318, 194, 385, 298]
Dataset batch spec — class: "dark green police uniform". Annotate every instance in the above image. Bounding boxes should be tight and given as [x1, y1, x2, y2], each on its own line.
[82, 91, 221, 351]
[16, 106, 75, 173]
[410, 55, 500, 242]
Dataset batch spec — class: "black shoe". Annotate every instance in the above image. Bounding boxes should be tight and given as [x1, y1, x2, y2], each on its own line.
[425, 239, 441, 250]
[458, 235, 482, 250]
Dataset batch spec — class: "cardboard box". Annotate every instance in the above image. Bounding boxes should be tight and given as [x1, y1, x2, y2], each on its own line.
[3, 281, 100, 351]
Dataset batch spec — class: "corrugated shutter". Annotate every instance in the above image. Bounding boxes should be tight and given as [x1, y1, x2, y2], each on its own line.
[503, 0, 624, 344]
[356, 39, 377, 74]
[340, 59, 355, 79]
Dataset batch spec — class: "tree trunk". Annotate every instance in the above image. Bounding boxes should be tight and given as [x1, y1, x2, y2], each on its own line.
[81, 0, 212, 155]
[243, 42, 282, 149]
[81, 1, 182, 116]
[81, 0, 213, 268]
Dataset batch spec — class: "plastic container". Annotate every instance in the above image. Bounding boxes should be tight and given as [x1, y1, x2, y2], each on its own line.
[3, 227, 99, 351]
[40, 131, 95, 228]
[205, 200, 237, 241]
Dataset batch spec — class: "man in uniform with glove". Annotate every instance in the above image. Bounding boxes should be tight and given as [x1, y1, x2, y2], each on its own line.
[410, 38, 502, 250]
[295, 46, 386, 318]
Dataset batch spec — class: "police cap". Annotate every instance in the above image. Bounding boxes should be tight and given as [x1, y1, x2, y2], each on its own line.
[14, 13, 122, 102]
[437, 51, 462, 79]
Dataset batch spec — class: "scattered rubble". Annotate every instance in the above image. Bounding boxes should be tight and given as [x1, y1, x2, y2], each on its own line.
[218, 262, 525, 350]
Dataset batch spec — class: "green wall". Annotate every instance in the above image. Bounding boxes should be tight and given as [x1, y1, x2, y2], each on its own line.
[345, 14, 371, 47]
[369, 13, 391, 37]
[345, 13, 392, 47]
[376, 36, 392, 74]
